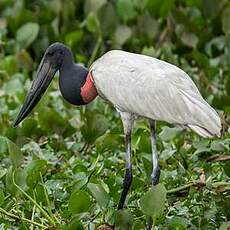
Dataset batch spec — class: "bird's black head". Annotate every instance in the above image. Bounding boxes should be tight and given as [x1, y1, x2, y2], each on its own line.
[13, 42, 71, 127]
[43, 42, 66, 69]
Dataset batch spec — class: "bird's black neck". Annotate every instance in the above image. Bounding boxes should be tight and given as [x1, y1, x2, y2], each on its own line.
[59, 48, 89, 105]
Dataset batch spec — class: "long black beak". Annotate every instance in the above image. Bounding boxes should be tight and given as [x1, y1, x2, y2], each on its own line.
[13, 58, 58, 127]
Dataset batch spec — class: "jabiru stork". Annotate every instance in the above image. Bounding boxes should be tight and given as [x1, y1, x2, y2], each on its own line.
[14, 43, 221, 227]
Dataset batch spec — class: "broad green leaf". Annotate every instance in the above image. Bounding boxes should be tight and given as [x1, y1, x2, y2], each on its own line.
[35, 183, 47, 204]
[96, 132, 122, 153]
[138, 15, 159, 39]
[134, 129, 151, 153]
[181, 32, 199, 48]
[213, 95, 230, 110]
[0, 55, 18, 75]
[98, 2, 118, 36]
[87, 183, 110, 209]
[191, 50, 209, 68]
[160, 149, 176, 161]
[73, 178, 88, 191]
[114, 210, 132, 230]
[219, 221, 230, 230]
[202, 0, 220, 18]
[65, 30, 83, 47]
[26, 159, 48, 188]
[167, 216, 188, 229]
[159, 126, 181, 142]
[38, 108, 75, 136]
[140, 184, 167, 216]
[7, 140, 23, 168]
[16, 22, 39, 49]
[193, 139, 210, 149]
[67, 218, 84, 230]
[72, 172, 88, 191]
[84, 0, 106, 14]
[115, 25, 132, 46]
[6, 167, 27, 196]
[68, 190, 91, 214]
[81, 112, 110, 144]
[142, 46, 157, 57]
[86, 12, 100, 33]
[17, 50, 34, 71]
[145, 0, 174, 18]
[19, 118, 39, 137]
[117, 0, 137, 22]
[3, 78, 23, 95]
[205, 36, 225, 57]
[0, 137, 23, 168]
[133, 220, 145, 230]
[48, 0, 61, 14]
[210, 140, 226, 151]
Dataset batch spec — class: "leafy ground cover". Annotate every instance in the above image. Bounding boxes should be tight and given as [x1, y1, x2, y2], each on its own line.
[0, 0, 230, 229]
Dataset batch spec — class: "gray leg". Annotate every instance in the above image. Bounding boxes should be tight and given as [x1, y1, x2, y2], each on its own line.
[118, 134, 132, 209]
[149, 120, 160, 186]
[117, 111, 134, 210]
[148, 120, 160, 230]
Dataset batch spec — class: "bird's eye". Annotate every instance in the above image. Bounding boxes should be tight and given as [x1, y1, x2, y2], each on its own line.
[47, 51, 54, 56]
[59, 50, 64, 55]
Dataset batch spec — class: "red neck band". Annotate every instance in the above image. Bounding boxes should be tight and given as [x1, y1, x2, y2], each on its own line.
[80, 72, 98, 104]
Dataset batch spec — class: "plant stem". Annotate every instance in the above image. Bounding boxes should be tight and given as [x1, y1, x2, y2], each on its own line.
[88, 36, 102, 67]
[0, 207, 47, 229]
[167, 182, 195, 194]
[167, 181, 230, 194]
[40, 173, 57, 223]
[12, 171, 56, 227]
[30, 203, 36, 230]
[212, 181, 230, 187]
[152, 215, 155, 229]
[207, 154, 230, 162]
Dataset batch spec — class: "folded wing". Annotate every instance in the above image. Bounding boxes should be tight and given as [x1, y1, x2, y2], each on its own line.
[91, 50, 221, 137]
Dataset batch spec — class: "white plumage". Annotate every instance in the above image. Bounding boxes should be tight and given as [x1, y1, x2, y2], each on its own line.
[90, 50, 221, 138]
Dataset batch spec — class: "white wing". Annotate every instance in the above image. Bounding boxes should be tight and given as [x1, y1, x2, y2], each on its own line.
[90, 50, 221, 137]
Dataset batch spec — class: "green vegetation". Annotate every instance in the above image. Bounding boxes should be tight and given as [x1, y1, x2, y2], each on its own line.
[0, 0, 230, 229]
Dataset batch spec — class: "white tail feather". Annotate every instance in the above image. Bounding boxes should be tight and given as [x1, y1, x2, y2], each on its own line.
[188, 125, 215, 138]
[181, 90, 221, 138]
